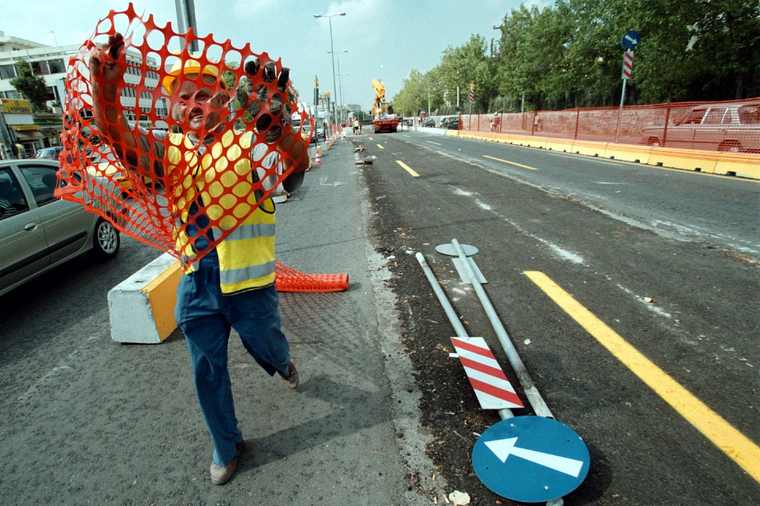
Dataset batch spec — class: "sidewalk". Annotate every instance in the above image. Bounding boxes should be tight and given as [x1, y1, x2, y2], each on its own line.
[0, 139, 441, 505]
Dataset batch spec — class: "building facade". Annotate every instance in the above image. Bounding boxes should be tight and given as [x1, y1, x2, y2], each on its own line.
[0, 34, 168, 157]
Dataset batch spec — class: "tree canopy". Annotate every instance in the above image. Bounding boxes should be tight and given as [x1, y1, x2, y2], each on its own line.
[393, 0, 760, 115]
[10, 61, 51, 112]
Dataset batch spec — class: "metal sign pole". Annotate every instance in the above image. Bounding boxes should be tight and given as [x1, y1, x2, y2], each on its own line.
[615, 77, 627, 143]
[450, 239, 554, 419]
[416, 252, 515, 421]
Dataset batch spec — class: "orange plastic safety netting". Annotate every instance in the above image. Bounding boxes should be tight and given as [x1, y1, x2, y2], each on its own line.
[274, 262, 349, 293]
[460, 96, 760, 153]
[56, 4, 315, 264]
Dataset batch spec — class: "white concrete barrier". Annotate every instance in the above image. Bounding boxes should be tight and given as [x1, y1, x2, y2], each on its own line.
[400, 125, 448, 136]
[108, 252, 182, 344]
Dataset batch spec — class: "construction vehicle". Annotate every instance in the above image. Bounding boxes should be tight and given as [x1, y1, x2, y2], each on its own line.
[371, 79, 400, 133]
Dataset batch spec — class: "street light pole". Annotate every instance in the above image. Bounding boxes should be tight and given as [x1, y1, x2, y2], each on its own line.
[175, 0, 199, 52]
[329, 49, 349, 124]
[314, 12, 346, 126]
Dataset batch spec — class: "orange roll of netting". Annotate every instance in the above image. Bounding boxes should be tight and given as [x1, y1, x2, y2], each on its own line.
[57, 3, 314, 265]
[275, 261, 349, 293]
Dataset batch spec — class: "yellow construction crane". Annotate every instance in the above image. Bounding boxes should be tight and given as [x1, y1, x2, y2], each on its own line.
[371, 79, 398, 133]
[371, 79, 386, 117]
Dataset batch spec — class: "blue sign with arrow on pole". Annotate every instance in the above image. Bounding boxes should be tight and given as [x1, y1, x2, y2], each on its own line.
[622, 30, 641, 50]
[472, 416, 591, 503]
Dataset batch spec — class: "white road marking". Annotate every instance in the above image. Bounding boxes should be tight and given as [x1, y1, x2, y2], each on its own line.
[449, 187, 586, 265]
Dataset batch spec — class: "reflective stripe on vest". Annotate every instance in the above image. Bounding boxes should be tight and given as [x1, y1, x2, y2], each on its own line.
[166, 130, 277, 293]
[219, 260, 276, 286]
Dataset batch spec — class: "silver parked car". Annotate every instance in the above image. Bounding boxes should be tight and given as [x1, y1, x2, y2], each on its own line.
[0, 159, 120, 297]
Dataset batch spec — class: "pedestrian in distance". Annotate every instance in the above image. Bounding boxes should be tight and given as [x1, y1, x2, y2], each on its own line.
[88, 32, 309, 486]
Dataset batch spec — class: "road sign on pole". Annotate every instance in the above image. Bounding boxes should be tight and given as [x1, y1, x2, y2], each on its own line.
[622, 49, 634, 80]
[616, 49, 634, 142]
[450, 337, 524, 410]
[472, 416, 591, 503]
[468, 82, 475, 103]
[621, 30, 640, 50]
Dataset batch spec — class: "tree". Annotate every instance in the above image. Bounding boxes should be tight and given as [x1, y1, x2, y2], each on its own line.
[394, 0, 759, 113]
[10, 61, 51, 112]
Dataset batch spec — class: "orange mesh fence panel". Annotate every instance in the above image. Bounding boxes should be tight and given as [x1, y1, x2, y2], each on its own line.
[460, 98, 760, 153]
[275, 261, 349, 293]
[56, 4, 313, 265]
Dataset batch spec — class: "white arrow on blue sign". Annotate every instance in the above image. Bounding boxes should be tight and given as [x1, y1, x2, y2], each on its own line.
[472, 416, 591, 503]
[622, 30, 641, 49]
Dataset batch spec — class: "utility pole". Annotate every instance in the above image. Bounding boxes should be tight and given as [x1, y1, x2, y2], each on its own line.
[175, 0, 199, 52]
[329, 49, 349, 125]
[314, 12, 347, 126]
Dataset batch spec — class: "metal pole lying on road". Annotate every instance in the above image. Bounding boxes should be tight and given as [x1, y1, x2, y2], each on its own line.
[415, 252, 468, 339]
[415, 253, 514, 420]
[423, 245, 565, 505]
[450, 239, 554, 419]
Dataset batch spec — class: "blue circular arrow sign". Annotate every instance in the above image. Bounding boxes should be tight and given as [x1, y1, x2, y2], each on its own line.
[622, 30, 641, 49]
[472, 416, 590, 503]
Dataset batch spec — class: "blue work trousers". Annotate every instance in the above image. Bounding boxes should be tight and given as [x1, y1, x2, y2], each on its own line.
[176, 251, 290, 466]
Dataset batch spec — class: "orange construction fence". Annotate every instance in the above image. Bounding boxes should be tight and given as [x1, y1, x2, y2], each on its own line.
[275, 261, 349, 293]
[460, 97, 760, 154]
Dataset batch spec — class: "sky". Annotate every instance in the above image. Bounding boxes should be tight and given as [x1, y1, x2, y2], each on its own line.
[2, 0, 550, 109]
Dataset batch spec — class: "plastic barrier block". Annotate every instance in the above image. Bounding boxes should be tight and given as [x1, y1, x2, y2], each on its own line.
[713, 153, 760, 178]
[647, 147, 718, 173]
[604, 144, 652, 163]
[571, 140, 608, 157]
[108, 253, 182, 344]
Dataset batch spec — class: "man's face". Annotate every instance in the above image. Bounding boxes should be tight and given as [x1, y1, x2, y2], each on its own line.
[170, 74, 229, 134]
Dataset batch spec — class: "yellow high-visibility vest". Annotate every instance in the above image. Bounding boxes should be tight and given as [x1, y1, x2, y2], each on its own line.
[166, 130, 276, 294]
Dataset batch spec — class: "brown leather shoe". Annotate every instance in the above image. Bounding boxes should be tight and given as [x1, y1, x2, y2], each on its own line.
[280, 361, 299, 389]
[210, 458, 238, 485]
[209, 440, 247, 485]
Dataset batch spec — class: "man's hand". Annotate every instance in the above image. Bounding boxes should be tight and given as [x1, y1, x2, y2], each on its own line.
[279, 128, 308, 171]
[89, 33, 126, 105]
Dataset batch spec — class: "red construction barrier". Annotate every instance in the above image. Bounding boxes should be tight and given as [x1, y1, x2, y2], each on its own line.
[461, 97, 760, 153]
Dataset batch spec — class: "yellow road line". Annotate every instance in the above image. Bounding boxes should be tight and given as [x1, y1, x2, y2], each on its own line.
[377, 144, 384, 150]
[524, 270, 760, 484]
[395, 160, 420, 177]
[482, 154, 538, 171]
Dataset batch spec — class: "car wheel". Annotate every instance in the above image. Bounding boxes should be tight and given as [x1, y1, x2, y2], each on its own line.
[718, 141, 741, 153]
[93, 218, 120, 259]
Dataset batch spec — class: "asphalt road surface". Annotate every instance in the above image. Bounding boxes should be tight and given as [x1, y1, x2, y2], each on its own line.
[1, 131, 758, 505]
[357, 128, 759, 504]
[0, 142, 442, 505]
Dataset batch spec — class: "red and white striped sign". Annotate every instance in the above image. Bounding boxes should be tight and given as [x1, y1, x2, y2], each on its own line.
[622, 50, 634, 80]
[451, 337, 524, 410]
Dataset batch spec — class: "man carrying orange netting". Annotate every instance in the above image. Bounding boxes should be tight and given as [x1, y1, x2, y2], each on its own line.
[86, 28, 309, 485]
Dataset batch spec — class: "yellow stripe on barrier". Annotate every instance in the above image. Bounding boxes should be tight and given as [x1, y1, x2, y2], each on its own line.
[141, 260, 183, 341]
[525, 270, 760, 485]
[448, 130, 760, 180]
